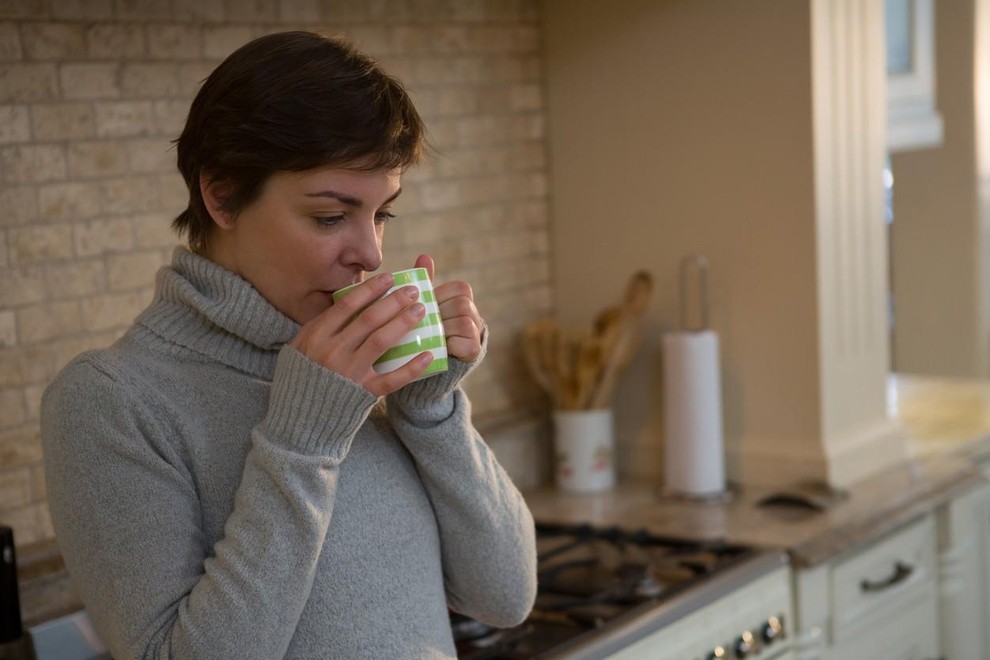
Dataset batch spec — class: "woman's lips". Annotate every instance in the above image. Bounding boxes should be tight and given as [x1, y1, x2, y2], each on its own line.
[323, 283, 358, 300]
[322, 277, 365, 303]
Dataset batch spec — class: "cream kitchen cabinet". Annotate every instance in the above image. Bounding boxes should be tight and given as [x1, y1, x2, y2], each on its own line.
[791, 512, 940, 660]
[935, 480, 990, 660]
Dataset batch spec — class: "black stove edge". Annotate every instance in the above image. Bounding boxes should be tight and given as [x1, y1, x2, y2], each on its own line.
[536, 549, 790, 660]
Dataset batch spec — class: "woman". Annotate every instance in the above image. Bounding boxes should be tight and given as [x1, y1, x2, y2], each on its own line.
[41, 31, 537, 659]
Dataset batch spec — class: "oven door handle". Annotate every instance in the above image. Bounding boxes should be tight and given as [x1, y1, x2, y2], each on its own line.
[859, 560, 914, 593]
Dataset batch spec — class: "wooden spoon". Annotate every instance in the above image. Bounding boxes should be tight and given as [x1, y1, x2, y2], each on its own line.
[588, 270, 654, 408]
[624, 270, 653, 315]
[575, 332, 604, 410]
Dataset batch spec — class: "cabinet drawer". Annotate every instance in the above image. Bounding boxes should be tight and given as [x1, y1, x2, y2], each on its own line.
[829, 593, 939, 660]
[830, 513, 937, 636]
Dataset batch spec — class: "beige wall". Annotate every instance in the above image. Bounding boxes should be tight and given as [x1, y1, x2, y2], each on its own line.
[890, 0, 989, 378]
[544, 0, 823, 482]
[0, 0, 552, 546]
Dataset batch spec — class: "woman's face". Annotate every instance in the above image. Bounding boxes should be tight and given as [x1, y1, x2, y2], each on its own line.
[205, 166, 402, 325]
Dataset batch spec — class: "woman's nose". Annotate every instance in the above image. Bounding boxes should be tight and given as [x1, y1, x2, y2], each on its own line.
[342, 218, 383, 272]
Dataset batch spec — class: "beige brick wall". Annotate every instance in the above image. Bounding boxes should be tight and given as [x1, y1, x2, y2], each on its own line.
[0, 0, 552, 546]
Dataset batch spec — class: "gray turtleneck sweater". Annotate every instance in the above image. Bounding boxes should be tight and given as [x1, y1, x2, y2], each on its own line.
[41, 247, 537, 659]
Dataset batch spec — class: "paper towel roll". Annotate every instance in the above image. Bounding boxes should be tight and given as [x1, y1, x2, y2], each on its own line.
[662, 329, 726, 496]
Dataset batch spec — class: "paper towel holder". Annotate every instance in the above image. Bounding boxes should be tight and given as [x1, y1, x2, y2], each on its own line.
[657, 253, 734, 504]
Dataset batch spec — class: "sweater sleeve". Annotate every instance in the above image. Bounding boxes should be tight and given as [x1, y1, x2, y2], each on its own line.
[41, 346, 377, 660]
[384, 332, 538, 628]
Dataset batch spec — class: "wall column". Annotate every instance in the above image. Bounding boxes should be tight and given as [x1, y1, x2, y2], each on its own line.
[545, 0, 907, 490]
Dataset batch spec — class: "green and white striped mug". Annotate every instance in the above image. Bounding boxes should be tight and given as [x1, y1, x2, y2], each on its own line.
[332, 268, 449, 381]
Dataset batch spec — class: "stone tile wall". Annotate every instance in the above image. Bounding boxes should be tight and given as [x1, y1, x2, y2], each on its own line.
[0, 0, 552, 546]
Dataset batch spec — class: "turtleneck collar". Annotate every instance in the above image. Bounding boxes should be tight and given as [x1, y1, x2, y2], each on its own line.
[134, 246, 300, 379]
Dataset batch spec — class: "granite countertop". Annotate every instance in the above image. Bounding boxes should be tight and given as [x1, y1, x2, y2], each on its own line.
[523, 452, 982, 568]
[523, 373, 990, 569]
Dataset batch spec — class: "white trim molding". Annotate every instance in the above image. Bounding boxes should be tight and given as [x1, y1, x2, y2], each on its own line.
[810, 0, 908, 486]
[886, 0, 944, 152]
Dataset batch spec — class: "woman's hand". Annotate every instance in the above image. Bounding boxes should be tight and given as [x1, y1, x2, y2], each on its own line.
[289, 273, 433, 397]
[415, 254, 484, 363]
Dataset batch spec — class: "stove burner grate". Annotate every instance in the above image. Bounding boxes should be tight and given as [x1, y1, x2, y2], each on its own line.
[454, 522, 759, 659]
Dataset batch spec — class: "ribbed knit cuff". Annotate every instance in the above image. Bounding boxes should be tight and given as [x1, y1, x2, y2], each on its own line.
[262, 346, 378, 461]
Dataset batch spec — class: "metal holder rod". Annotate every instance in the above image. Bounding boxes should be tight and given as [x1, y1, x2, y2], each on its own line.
[679, 255, 710, 332]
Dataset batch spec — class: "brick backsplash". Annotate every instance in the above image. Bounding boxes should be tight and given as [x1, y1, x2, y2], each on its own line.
[0, 0, 552, 546]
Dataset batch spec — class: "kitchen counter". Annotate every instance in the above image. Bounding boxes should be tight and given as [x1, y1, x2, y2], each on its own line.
[523, 452, 980, 568]
[524, 373, 990, 568]
[15, 538, 81, 628]
[893, 372, 990, 462]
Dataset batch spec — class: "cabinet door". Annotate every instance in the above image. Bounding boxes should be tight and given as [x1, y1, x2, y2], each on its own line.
[826, 514, 940, 657]
[829, 592, 939, 659]
[936, 482, 990, 660]
[829, 514, 937, 640]
[983, 488, 990, 655]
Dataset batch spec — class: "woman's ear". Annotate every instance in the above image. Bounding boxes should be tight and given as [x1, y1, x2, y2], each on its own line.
[199, 172, 235, 229]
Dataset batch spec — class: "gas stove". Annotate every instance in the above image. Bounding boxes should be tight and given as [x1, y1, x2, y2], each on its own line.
[453, 522, 793, 659]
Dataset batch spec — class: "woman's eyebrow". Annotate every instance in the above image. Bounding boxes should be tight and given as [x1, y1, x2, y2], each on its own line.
[304, 187, 402, 207]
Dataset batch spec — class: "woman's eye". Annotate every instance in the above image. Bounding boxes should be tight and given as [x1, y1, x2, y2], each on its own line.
[313, 215, 344, 227]
[375, 211, 396, 224]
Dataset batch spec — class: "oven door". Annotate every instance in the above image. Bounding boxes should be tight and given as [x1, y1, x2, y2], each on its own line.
[598, 564, 794, 660]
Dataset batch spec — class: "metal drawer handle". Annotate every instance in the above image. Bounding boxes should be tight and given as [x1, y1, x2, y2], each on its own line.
[860, 561, 914, 593]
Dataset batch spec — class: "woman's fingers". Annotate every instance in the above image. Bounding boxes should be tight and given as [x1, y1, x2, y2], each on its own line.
[414, 253, 435, 281]
[326, 273, 395, 328]
[435, 281, 478, 317]
[290, 279, 427, 389]
[351, 298, 425, 366]
[432, 280, 483, 362]
[290, 255, 487, 392]
[438, 296, 482, 333]
[365, 351, 433, 397]
[445, 337, 481, 363]
[324, 297, 431, 396]
[344, 285, 419, 346]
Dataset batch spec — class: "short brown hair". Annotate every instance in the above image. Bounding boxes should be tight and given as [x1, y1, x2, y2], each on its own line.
[172, 31, 426, 252]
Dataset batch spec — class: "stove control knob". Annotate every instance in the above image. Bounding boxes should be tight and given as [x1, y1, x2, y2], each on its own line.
[762, 616, 783, 644]
[705, 646, 727, 660]
[734, 630, 756, 658]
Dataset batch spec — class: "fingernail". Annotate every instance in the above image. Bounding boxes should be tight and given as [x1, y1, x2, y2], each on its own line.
[403, 285, 419, 299]
[378, 273, 394, 285]
[410, 302, 425, 316]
